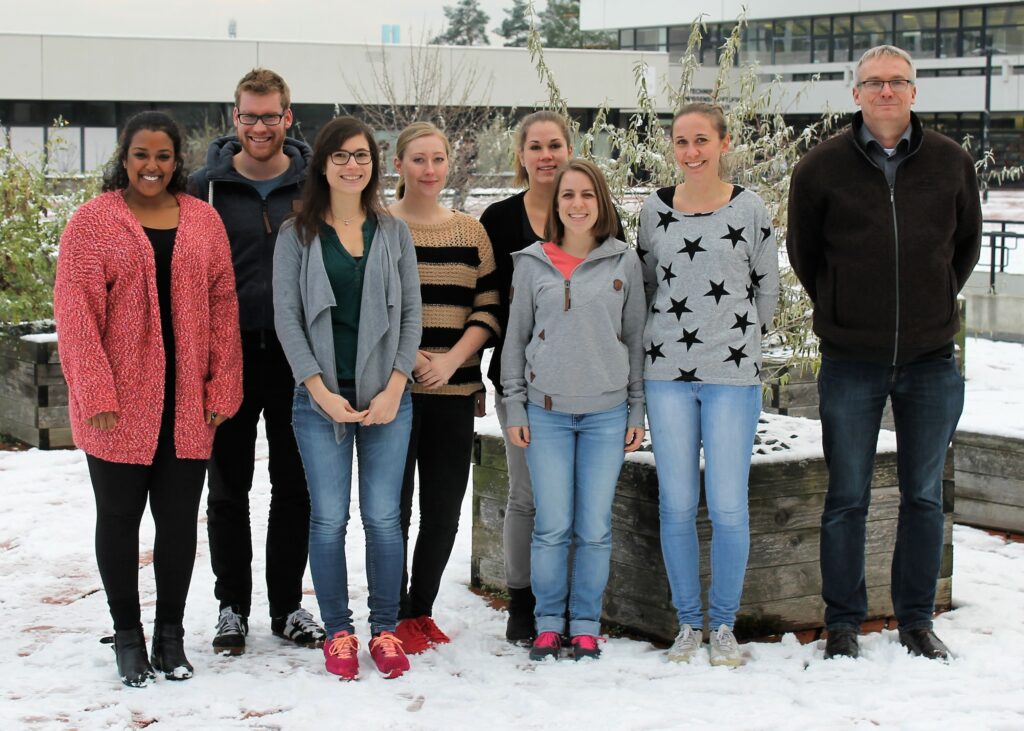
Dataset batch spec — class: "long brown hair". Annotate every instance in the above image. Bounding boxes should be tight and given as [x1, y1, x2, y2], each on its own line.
[513, 110, 572, 188]
[292, 116, 387, 244]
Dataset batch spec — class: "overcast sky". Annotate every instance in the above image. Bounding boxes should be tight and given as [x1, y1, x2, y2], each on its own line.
[0, 0, 540, 45]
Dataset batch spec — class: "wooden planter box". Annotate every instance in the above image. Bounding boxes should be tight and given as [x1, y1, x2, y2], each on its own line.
[0, 330, 72, 449]
[954, 431, 1024, 533]
[472, 434, 953, 642]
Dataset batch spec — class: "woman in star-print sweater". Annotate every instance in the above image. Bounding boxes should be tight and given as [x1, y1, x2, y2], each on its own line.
[638, 103, 779, 667]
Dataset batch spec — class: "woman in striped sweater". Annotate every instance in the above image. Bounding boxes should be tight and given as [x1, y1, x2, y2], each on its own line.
[389, 122, 501, 652]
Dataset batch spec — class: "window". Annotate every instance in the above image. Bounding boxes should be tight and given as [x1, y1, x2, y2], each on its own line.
[619, 29, 634, 49]
[896, 11, 938, 57]
[812, 17, 832, 63]
[833, 16, 853, 62]
[852, 13, 893, 57]
[773, 18, 811, 64]
[939, 9, 960, 57]
[668, 26, 693, 54]
[635, 27, 666, 51]
[743, 20, 773, 64]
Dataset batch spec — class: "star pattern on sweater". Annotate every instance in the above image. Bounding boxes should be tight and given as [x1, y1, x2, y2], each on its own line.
[667, 297, 692, 321]
[677, 237, 706, 261]
[677, 328, 702, 350]
[674, 368, 701, 382]
[704, 279, 729, 304]
[731, 312, 754, 335]
[646, 342, 666, 364]
[661, 264, 677, 284]
[721, 225, 747, 248]
[750, 269, 767, 288]
[724, 345, 749, 368]
[635, 243, 649, 263]
[761, 226, 772, 243]
[745, 284, 756, 304]
[657, 210, 679, 231]
[753, 361, 761, 377]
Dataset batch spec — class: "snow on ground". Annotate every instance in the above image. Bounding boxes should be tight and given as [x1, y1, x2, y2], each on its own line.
[1, 340, 1023, 730]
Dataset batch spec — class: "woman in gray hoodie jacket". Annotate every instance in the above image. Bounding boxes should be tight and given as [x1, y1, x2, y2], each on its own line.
[502, 159, 646, 661]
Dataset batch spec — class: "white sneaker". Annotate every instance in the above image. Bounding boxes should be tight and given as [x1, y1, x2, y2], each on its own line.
[666, 624, 701, 663]
[708, 624, 744, 667]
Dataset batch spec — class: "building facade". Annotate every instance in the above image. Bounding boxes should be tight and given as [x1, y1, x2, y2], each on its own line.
[582, 0, 1024, 170]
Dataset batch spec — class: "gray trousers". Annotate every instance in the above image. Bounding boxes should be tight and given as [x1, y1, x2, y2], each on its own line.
[494, 391, 535, 590]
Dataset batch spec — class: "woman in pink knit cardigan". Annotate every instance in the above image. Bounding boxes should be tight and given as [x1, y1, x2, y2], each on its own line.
[54, 111, 243, 688]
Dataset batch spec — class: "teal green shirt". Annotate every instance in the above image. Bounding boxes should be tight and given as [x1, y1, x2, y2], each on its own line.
[320, 215, 377, 381]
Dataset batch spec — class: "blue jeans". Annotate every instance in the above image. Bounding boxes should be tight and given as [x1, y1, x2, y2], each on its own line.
[291, 385, 412, 637]
[525, 401, 628, 637]
[645, 380, 761, 629]
[818, 353, 963, 631]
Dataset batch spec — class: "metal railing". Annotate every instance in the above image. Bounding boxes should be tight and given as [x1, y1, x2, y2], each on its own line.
[981, 219, 1023, 294]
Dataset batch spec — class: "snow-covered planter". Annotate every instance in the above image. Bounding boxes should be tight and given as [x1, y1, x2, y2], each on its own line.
[471, 425, 954, 641]
[0, 322, 71, 449]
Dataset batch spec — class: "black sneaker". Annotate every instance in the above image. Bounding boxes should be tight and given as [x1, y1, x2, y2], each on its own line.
[213, 606, 248, 655]
[271, 608, 327, 649]
[824, 627, 860, 659]
[898, 628, 949, 661]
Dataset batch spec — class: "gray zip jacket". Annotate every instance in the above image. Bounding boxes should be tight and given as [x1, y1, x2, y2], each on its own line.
[501, 237, 646, 429]
[273, 215, 422, 442]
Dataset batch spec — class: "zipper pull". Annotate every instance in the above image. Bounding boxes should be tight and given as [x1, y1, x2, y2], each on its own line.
[564, 280, 571, 311]
[262, 202, 272, 234]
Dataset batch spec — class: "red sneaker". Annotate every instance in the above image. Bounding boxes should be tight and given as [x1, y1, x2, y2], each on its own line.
[323, 631, 359, 680]
[369, 631, 410, 679]
[416, 616, 451, 646]
[393, 618, 431, 654]
[571, 634, 603, 660]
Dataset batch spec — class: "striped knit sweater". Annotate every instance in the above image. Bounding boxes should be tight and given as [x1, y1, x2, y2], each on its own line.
[405, 210, 501, 396]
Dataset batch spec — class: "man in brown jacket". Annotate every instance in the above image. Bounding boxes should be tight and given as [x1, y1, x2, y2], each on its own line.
[787, 45, 981, 661]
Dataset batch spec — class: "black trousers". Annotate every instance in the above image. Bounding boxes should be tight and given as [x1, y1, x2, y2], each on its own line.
[87, 423, 207, 630]
[206, 330, 310, 619]
[399, 393, 476, 619]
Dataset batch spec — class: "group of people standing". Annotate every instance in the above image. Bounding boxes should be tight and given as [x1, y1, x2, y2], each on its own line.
[53, 42, 979, 687]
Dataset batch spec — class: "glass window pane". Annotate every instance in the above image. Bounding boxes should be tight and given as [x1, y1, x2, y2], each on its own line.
[635, 27, 666, 51]
[742, 20, 773, 64]
[668, 26, 690, 48]
[620, 29, 634, 48]
[963, 9, 983, 27]
[963, 28, 983, 54]
[990, 26, 1024, 55]
[773, 18, 811, 64]
[939, 10, 959, 29]
[939, 30, 959, 58]
[854, 13, 892, 34]
[896, 11, 936, 31]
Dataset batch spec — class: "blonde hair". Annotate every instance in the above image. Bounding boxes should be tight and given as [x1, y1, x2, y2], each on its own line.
[394, 122, 452, 200]
[856, 45, 916, 82]
[544, 159, 619, 245]
[513, 111, 572, 188]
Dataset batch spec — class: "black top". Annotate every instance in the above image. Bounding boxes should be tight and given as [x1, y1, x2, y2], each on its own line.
[143, 226, 177, 426]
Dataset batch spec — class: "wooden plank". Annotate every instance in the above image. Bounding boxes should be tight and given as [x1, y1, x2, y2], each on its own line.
[0, 395, 41, 427]
[0, 415, 41, 447]
[43, 427, 74, 449]
[955, 431, 1024, 453]
[477, 435, 511, 472]
[955, 444, 1024, 478]
[955, 472, 1024, 507]
[775, 381, 820, 408]
[43, 383, 69, 407]
[35, 362, 65, 385]
[955, 498, 1024, 533]
[473, 464, 511, 502]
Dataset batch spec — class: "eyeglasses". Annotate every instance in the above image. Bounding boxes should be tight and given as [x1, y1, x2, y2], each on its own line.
[857, 79, 914, 93]
[330, 150, 374, 166]
[236, 112, 285, 126]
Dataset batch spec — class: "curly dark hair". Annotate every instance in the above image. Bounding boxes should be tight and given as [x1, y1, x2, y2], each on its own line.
[102, 111, 188, 193]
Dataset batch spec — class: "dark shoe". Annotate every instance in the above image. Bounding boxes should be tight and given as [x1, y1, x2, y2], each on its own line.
[103, 626, 156, 688]
[151, 624, 194, 680]
[898, 628, 950, 660]
[505, 586, 537, 645]
[824, 628, 860, 659]
[213, 606, 248, 655]
[528, 631, 561, 661]
[271, 608, 326, 649]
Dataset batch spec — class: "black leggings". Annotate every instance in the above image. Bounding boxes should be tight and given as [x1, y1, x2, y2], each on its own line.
[399, 393, 476, 619]
[87, 426, 207, 629]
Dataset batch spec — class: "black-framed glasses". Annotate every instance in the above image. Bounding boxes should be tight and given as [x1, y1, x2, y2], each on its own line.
[236, 112, 285, 126]
[330, 150, 373, 166]
[857, 79, 914, 93]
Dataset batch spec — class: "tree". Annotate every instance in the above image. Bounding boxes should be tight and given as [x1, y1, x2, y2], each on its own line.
[495, 0, 531, 47]
[538, 0, 616, 49]
[432, 0, 491, 46]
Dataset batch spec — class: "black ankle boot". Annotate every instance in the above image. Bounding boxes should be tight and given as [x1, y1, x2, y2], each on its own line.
[151, 623, 194, 680]
[107, 626, 156, 687]
[506, 586, 537, 645]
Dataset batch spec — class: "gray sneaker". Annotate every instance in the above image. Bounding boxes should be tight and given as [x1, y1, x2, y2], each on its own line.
[666, 624, 701, 663]
[708, 624, 744, 667]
